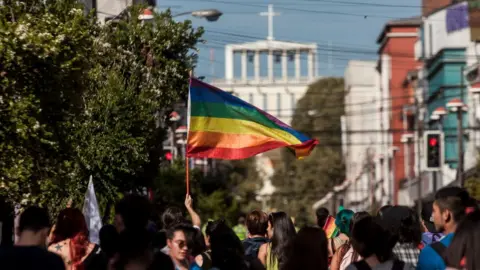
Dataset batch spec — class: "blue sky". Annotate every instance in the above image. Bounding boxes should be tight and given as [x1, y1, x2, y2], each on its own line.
[156, 0, 421, 79]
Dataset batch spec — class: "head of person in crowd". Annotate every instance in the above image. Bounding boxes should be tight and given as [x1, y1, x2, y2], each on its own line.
[315, 207, 330, 228]
[16, 206, 51, 248]
[114, 229, 155, 270]
[335, 209, 355, 237]
[432, 187, 475, 234]
[378, 206, 422, 246]
[114, 194, 152, 233]
[421, 201, 436, 232]
[268, 211, 297, 268]
[50, 208, 88, 245]
[246, 210, 268, 238]
[284, 226, 329, 270]
[445, 209, 480, 270]
[350, 215, 393, 263]
[377, 205, 392, 218]
[208, 219, 248, 270]
[166, 224, 192, 265]
[161, 206, 185, 230]
[351, 211, 370, 231]
[186, 224, 206, 257]
[238, 214, 246, 226]
[99, 224, 119, 259]
[50, 208, 90, 269]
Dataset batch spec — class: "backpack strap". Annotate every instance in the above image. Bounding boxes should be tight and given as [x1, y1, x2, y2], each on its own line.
[352, 260, 371, 270]
[330, 238, 337, 254]
[391, 260, 405, 270]
[430, 241, 447, 261]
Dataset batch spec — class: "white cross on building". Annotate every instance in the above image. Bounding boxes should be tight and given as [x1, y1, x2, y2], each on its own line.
[260, 4, 280, 41]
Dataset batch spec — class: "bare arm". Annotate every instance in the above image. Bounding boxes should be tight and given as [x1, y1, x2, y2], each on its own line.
[258, 243, 268, 266]
[185, 194, 201, 228]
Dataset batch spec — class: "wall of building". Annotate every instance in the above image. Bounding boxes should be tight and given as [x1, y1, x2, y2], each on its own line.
[380, 28, 420, 204]
[423, 3, 471, 58]
[343, 60, 378, 211]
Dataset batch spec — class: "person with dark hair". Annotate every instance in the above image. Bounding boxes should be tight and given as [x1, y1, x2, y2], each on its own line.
[316, 207, 330, 228]
[346, 216, 412, 270]
[192, 220, 215, 270]
[48, 208, 106, 270]
[258, 212, 297, 270]
[233, 214, 248, 241]
[331, 211, 369, 270]
[417, 187, 476, 270]
[162, 207, 185, 230]
[284, 226, 329, 270]
[377, 205, 392, 218]
[420, 201, 443, 246]
[99, 224, 119, 260]
[208, 219, 263, 270]
[243, 210, 269, 258]
[445, 209, 480, 270]
[166, 224, 194, 270]
[159, 195, 202, 255]
[114, 194, 152, 233]
[113, 228, 175, 270]
[0, 207, 65, 270]
[378, 206, 422, 267]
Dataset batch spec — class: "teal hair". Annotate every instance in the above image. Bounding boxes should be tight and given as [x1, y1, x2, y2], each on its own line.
[335, 209, 355, 236]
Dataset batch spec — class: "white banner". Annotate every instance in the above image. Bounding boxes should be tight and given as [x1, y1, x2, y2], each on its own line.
[82, 175, 102, 244]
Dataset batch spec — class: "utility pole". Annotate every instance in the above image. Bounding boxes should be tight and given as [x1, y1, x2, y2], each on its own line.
[415, 97, 423, 214]
[458, 66, 465, 187]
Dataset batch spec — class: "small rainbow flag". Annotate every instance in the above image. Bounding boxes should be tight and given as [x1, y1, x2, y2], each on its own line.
[187, 78, 318, 160]
[323, 216, 339, 239]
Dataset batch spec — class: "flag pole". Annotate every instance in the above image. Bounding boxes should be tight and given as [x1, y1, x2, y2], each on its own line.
[186, 70, 193, 195]
[186, 157, 190, 195]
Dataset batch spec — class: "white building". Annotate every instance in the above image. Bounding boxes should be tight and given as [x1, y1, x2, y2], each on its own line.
[342, 61, 381, 212]
[211, 5, 318, 125]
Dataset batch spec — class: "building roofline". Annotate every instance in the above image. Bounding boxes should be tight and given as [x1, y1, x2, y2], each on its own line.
[376, 16, 422, 44]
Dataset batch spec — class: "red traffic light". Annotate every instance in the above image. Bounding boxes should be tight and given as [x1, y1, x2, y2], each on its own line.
[165, 152, 172, 160]
[429, 137, 438, 147]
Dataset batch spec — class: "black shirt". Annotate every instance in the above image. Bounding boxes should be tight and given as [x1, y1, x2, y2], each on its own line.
[0, 246, 65, 270]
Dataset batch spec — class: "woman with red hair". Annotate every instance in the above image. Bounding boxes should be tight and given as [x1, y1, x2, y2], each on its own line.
[48, 208, 105, 270]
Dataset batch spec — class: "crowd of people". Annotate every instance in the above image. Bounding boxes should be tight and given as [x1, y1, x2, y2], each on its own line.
[0, 186, 478, 270]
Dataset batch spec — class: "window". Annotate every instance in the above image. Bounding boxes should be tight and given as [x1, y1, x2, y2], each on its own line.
[277, 93, 282, 116]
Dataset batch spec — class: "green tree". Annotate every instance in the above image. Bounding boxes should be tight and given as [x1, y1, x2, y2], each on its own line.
[0, 0, 203, 215]
[272, 78, 346, 225]
[0, 0, 99, 209]
[72, 7, 203, 207]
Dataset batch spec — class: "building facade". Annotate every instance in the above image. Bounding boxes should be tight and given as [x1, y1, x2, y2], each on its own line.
[341, 61, 380, 212]
[376, 17, 422, 205]
[212, 40, 318, 125]
[418, 1, 478, 194]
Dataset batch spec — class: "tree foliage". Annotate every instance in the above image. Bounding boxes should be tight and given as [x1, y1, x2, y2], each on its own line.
[271, 78, 346, 225]
[0, 0, 203, 214]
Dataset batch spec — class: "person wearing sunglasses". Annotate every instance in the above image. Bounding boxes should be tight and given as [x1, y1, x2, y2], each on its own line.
[166, 224, 193, 270]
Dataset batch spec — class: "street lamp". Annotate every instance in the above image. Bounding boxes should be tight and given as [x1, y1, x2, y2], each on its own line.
[446, 98, 468, 186]
[173, 9, 223, 21]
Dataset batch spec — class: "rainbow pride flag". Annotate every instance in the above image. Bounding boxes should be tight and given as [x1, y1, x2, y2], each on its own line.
[187, 78, 318, 160]
[323, 216, 339, 239]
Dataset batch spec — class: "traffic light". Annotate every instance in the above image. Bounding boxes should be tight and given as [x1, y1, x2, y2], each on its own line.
[425, 131, 442, 170]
